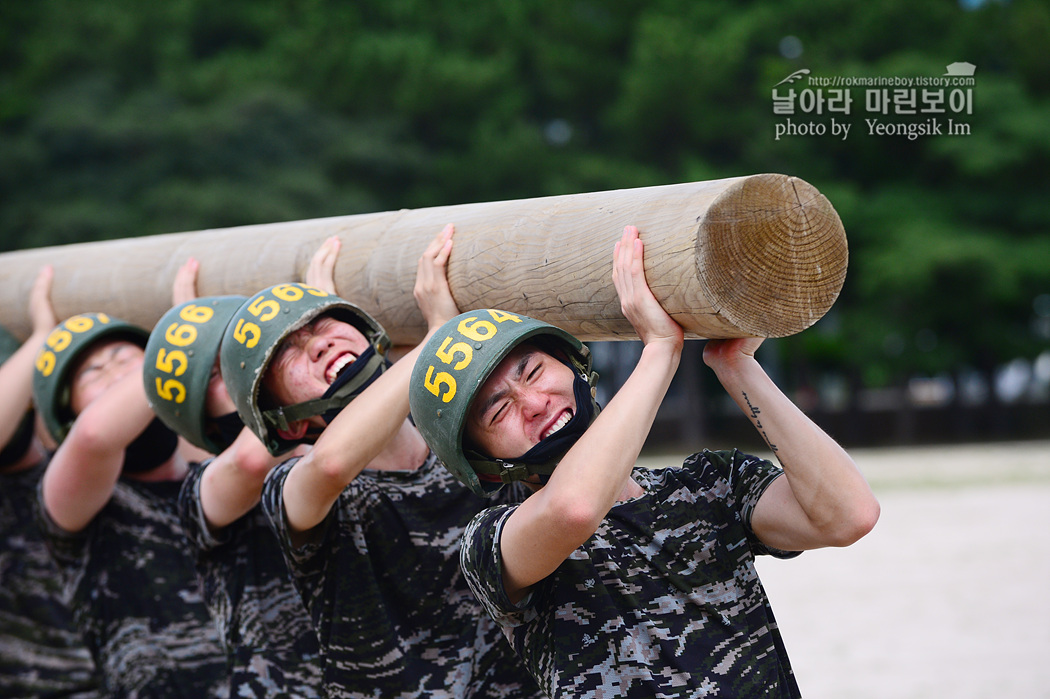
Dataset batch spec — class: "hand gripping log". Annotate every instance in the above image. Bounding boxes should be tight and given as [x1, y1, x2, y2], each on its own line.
[0, 173, 847, 344]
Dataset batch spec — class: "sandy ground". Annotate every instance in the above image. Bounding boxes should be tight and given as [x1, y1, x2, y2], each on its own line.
[640, 440, 1050, 699]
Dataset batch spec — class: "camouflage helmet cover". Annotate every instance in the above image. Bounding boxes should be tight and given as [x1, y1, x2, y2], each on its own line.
[409, 309, 595, 497]
[143, 296, 246, 454]
[219, 283, 390, 456]
[32, 313, 150, 444]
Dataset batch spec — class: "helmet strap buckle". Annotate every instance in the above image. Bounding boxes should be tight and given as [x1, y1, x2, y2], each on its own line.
[269, 406, 291, 432]
[496, 461, 532, 483]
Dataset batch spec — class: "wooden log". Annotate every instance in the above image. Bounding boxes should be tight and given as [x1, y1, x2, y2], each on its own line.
[0, 174, 847, 344]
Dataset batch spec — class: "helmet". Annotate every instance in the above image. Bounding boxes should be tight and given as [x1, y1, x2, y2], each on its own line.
[409, 309, 598, 497]
[32, 313, 149, 445]
[143, 296, 246, 454]
[219, 283, 390, 456]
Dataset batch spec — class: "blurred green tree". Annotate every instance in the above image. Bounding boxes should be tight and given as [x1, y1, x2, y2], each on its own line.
[0, 0, 1046, 405]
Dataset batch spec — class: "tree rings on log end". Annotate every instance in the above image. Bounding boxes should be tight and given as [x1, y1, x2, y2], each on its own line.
[696, 174, 848, 338]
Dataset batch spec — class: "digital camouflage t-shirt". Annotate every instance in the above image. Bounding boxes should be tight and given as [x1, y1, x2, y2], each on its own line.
[262, 452, 542, 699]
[462, 449, 803, 699]
[36, 476, 229, 698]
[179, 461, 322, 698]
[1, 462, 100, 698]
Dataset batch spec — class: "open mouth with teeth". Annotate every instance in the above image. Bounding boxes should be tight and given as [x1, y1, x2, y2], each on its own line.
[325, 353, 358, 384]
[542, 410, 574, 440]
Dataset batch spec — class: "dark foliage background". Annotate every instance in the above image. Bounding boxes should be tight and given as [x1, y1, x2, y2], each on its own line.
[2, 0, 1047, 445]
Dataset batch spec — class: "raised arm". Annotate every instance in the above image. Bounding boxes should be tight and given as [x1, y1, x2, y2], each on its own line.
[197, 429, 290, 531]
[194, 237, 342, 530]
[281, 224, 459, 533]
[705, 339, 879, 551]
[0, 266, 56, 447]
[498, 225, 684, 602]
[41, 361, 155, 532]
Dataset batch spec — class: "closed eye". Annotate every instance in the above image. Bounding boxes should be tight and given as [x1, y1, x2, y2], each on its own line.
[489, 401, 509, 426]
[77, 364, 102, 381]
[271, 342, 300, 374]
[75, 346, 122, 381]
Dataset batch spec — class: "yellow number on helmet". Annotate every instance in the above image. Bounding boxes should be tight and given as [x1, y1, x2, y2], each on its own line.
[179, 304, 215, 324]
[155, 348, 188, 377]
[65, 316, 97, 333]
[488, 310, 522, 324]
[46, 329, 73, 353]
[35, 350, 56, 377]
[436, 336, 473, 370]
[233, 318, 260, 348]
[272, 284, 304, 302]
[155, 377, 187, 403]
[165, 323, 198, 347]
[457, 317, 497, 342]
[247, 296, 280, 322]
[424, 366, 457, 403]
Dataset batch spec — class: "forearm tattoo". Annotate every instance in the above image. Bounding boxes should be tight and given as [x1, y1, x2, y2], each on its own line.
[741, 391, 778, 455]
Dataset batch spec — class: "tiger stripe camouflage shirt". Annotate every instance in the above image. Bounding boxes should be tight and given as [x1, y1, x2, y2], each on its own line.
[462, 449, 804, 698]
[262, 451, 543, 699]
[179, 461, 323, 698]
[1, 462, 100, 698]
[36, 476, 230, 698]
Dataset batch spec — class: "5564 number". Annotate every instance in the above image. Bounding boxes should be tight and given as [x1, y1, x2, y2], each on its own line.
[423, 310, 522, 403]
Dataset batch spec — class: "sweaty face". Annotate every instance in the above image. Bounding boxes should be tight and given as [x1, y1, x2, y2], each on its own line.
[69, 340, 145, 415]
[465, 345, 577, 460]
[262, 314, 370, 410]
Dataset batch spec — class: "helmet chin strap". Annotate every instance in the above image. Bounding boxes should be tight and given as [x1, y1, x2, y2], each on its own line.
[122, 417, 179, 474]
[262, 344, 388, 438]
[468, 364, 600, 489]
[205, 411, 246, 453]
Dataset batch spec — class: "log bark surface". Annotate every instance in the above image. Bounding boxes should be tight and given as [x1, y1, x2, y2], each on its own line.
[0, 174, 847, 344]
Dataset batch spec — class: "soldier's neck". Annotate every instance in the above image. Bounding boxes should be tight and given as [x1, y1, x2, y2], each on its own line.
[366, 418, 430, 472]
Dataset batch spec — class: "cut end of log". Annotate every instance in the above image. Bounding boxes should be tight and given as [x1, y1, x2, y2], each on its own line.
[696, 174, 848, 338]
